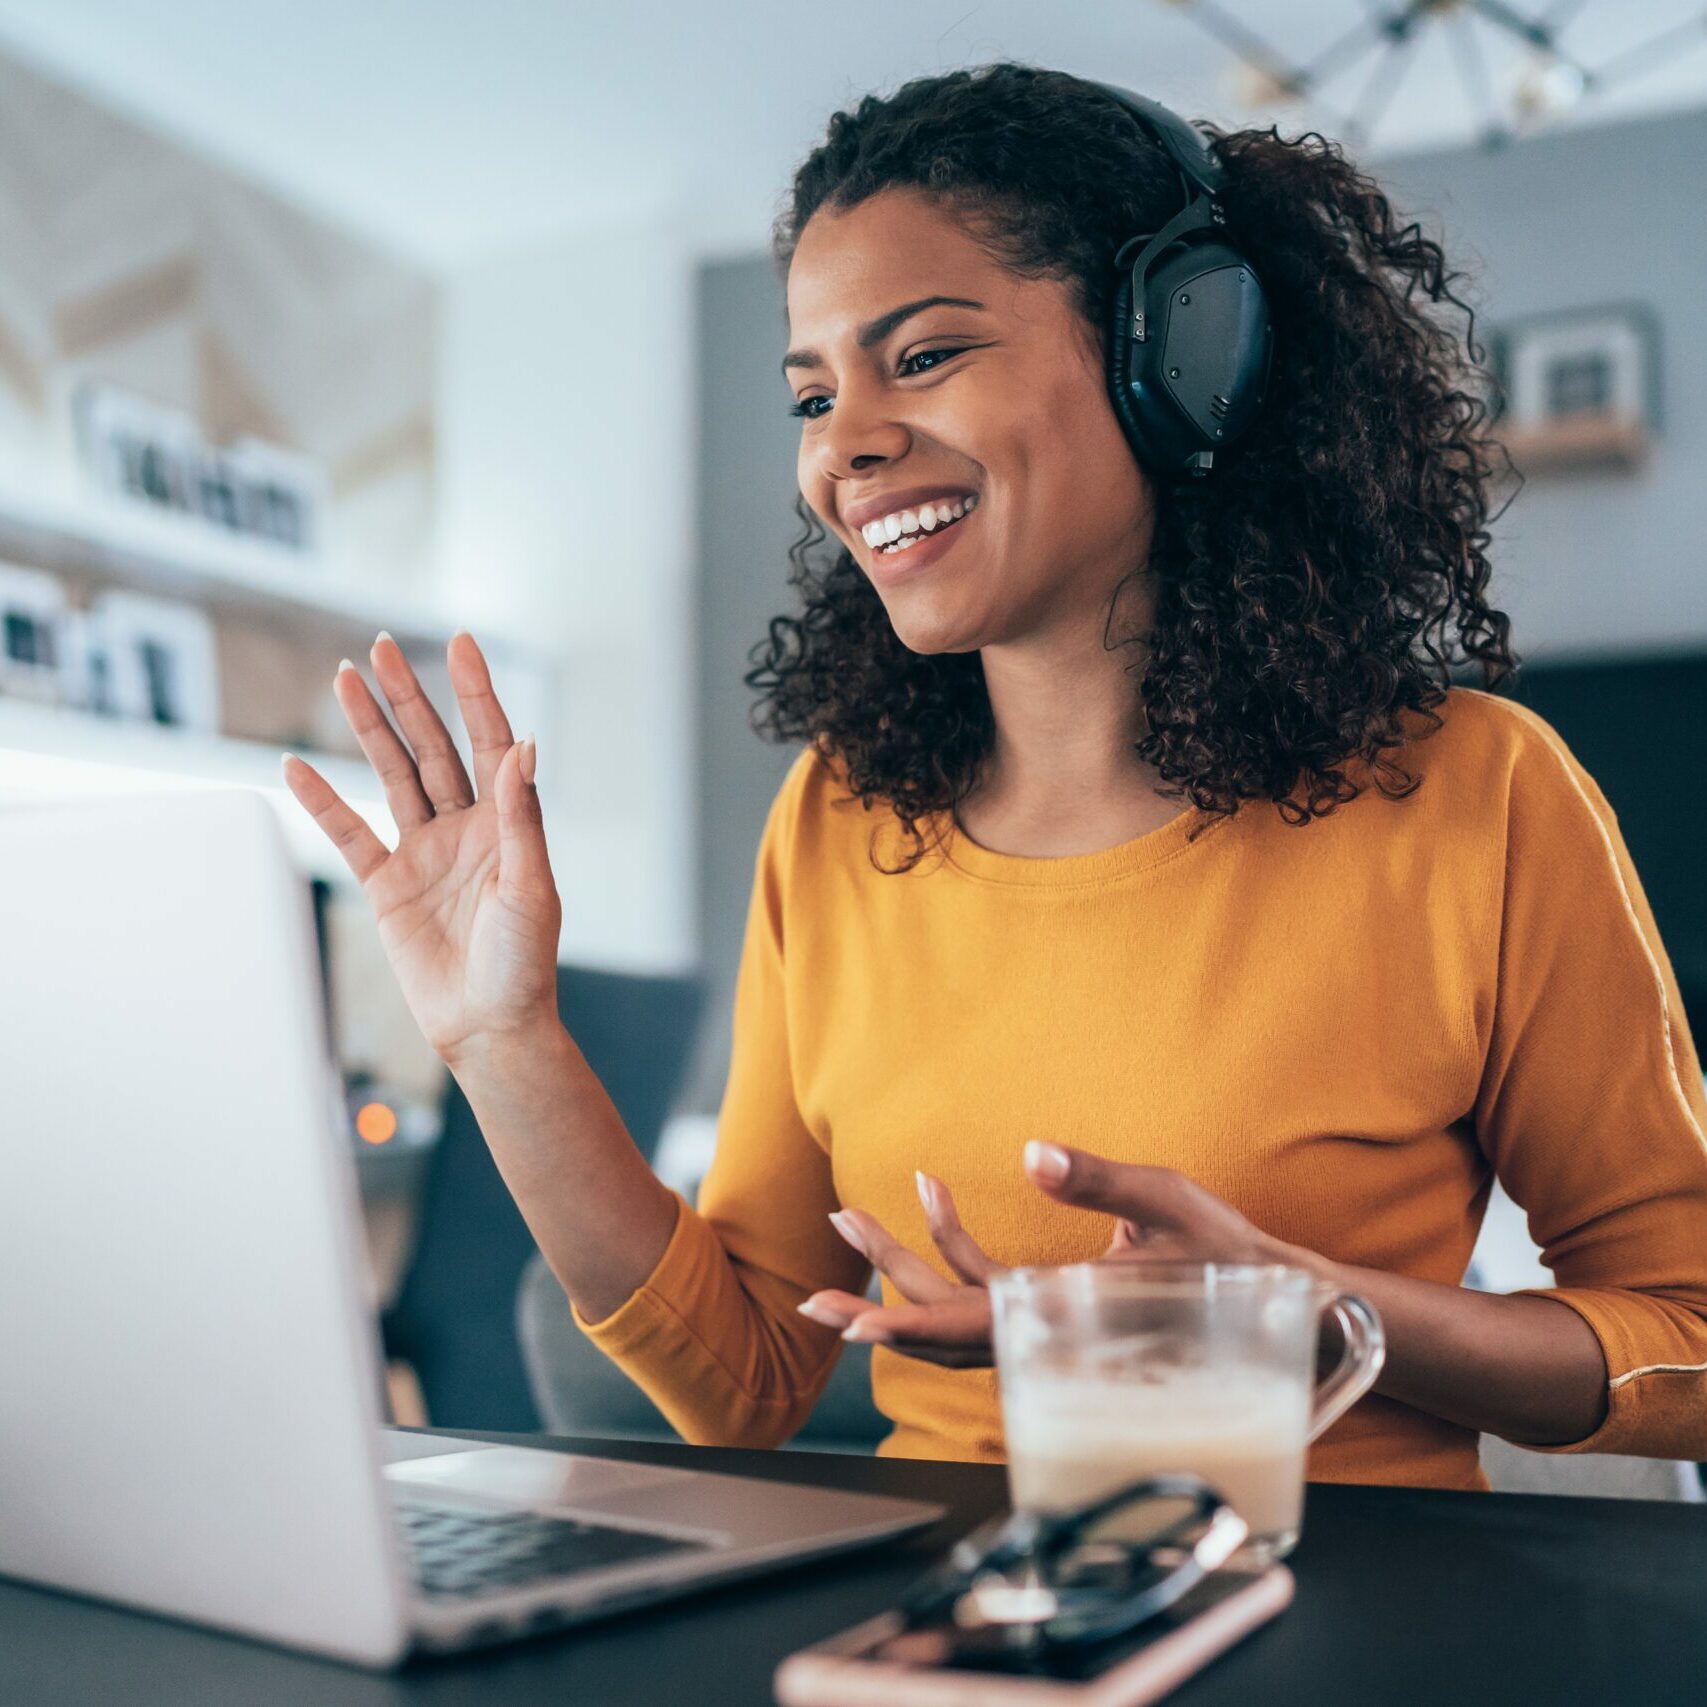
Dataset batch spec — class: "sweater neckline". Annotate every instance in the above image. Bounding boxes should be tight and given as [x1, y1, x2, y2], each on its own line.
[931, 798, 1225, 886]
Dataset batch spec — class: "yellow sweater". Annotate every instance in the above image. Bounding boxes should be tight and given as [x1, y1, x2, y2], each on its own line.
[578, 688, 1707, 1490]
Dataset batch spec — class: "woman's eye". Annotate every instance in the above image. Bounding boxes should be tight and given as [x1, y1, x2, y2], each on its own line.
[786, 348, 964, 420]
[898, 346, 959, 377]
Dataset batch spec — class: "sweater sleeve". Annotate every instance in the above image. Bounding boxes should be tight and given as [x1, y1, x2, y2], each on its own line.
[1472, 703, 1707, 1459]
[571, 749, 869, 1447]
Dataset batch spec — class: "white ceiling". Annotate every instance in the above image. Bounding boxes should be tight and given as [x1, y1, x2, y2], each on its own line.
[0, 0, 1702, 269]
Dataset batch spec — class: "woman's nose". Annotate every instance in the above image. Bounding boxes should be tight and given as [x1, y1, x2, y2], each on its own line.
[813, 383, 913, 478]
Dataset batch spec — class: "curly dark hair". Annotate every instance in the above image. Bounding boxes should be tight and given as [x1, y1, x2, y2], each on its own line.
[746, 61, 1519, 872]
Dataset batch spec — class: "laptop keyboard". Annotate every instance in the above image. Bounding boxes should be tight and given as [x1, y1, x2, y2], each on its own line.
[396, 1499, 711, 1600]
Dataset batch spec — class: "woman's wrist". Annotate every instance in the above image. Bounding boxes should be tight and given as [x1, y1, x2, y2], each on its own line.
[1257, 1232, 1342, 1288]
[440, 1004, 572, 1083]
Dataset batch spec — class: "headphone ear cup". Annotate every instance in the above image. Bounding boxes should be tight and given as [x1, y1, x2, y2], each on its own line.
[1107, 239, 1273, 477]
[1148, 240, 1271, 448]
[1106, 261, 1181, 473]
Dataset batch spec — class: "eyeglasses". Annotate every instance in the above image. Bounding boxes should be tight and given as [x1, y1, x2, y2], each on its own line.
[873, 1475, 1248, 1674]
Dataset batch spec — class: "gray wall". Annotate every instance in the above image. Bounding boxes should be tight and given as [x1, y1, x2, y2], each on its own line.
[683, 105, 1707, 1111]
[1379, 105, 1707, 660]
[680, 253, 801, 1112]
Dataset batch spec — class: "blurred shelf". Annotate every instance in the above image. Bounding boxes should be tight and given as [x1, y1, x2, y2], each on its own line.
[1501, 413, 1651, 475]
[0, 477, 545, 664]
[0, 697, 394, 887]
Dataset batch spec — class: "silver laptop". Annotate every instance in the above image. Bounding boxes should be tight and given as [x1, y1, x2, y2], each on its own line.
[0, 789, 940, 1667]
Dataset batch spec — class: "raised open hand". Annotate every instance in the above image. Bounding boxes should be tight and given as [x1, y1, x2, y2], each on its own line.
[280, 631, 562, 1068]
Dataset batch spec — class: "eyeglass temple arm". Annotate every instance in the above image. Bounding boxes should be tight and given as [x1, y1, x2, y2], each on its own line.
[898, 1473, 1247, 1631]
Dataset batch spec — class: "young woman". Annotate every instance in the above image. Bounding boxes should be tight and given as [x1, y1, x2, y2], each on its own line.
[285, 63, 1707, 1493]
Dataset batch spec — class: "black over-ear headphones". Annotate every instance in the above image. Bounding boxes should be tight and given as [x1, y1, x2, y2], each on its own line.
[1089, 82, 1274, 479]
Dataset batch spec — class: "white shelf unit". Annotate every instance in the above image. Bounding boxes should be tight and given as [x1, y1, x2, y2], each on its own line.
[0, 697, 394, 886]
[0, 480, 557, 887]
[0, 477, 540, 658]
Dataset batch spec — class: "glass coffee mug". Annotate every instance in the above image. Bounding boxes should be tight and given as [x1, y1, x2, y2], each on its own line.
[990, 1261, 1385, 1564]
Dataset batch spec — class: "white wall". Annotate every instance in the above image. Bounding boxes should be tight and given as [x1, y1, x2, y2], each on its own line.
[434, 209, 700, 973]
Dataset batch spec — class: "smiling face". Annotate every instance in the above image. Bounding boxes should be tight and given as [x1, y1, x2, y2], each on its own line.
[784, 187, 1155, 656]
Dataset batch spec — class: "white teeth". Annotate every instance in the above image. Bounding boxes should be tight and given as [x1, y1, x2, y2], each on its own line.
[861, 493, 978, 550]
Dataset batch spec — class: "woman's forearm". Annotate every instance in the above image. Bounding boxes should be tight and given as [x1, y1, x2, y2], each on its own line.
[445, 1015, 680, 1324]
[1285, 1243, 1610, 1446]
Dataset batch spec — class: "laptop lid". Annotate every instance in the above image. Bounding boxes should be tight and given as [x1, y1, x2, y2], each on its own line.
[0, 790, 410, 1667]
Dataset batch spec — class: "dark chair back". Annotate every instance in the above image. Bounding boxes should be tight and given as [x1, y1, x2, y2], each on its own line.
[382, 964, 705, 1432]
[1500, 653, 1707, 1038]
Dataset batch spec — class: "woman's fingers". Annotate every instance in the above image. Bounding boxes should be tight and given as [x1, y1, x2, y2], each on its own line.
[1024, 1141, 1201, 1232]
[445, 631, 516, 800]
[839, 1296, 995, 1369]
[798, 1290, 994, 1369]
[1100, 1219, 1188, 1261]
[796, 1289, 869, 1331]
[332, 660, 434, 831]
[369, 633, 475, 813]
[493, 735, 558, 910]
[828, 1208, 958, 1303]
[915, 1172, 1003, 1284]
[1025, 1141, 1281, 1267]
[1104, 1217, 1142, 1256]
[280, 753, 389, 885]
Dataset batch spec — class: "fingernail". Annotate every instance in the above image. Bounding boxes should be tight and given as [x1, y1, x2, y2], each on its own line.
[796, 1299, 846, 1327]
[1024, 1140, 1071, 1185]
[915, 1169, 935, 1218]
[519, 735, 537, 786]
[280, 752, 298, 772]
[337, 657, 356, 675]
[375, 629, 394, 645]
[828, 1211, 868, 1258]
[842, 1319, 888, 1344]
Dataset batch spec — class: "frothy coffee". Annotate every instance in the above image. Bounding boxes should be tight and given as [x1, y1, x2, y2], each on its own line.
[1001, 1367, 1311, 1541]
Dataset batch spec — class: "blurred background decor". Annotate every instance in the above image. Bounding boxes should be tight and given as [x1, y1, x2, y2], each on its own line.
[81, 590, 220, 729]
[1489, 303, 1659, 472]
[1158, 0, 1707, 147]
[0, 560, 66, 702]
[74, 380, 326, 552]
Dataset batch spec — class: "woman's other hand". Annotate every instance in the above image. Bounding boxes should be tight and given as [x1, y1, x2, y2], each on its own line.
[798, 1173, 1003, 1368]
[797, 1141, 1297, 1367]
[281, 630, 563, 1069]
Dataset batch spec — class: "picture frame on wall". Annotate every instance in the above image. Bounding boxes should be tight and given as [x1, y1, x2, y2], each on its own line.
[74, 384, 203, 513]
[0, 562, 71, 706]
[72, 381, 326, 556]
[78, 592, 221, 732]
[1488, 304, 1660, 475]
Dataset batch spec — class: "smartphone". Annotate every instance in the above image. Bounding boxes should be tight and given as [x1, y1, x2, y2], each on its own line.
[774, 1562, 1292, 1707]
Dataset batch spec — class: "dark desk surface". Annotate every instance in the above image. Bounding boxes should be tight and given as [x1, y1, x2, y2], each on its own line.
[3, 1429, 1705, 1707]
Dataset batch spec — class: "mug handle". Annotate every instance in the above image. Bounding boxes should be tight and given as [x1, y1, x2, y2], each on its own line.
[1307, 1292, 1387, 1443]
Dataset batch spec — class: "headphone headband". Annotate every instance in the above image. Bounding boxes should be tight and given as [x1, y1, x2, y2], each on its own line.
[1087, 82, 1226, 200]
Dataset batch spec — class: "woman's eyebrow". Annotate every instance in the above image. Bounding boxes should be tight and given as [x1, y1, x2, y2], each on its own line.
[781, 295, 986, 375]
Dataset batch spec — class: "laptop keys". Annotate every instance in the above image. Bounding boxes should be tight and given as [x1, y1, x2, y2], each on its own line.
[396, 1499, 709, 1599]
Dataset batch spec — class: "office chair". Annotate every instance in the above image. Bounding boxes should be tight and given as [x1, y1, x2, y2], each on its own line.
[381, 964, 705, 1433]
